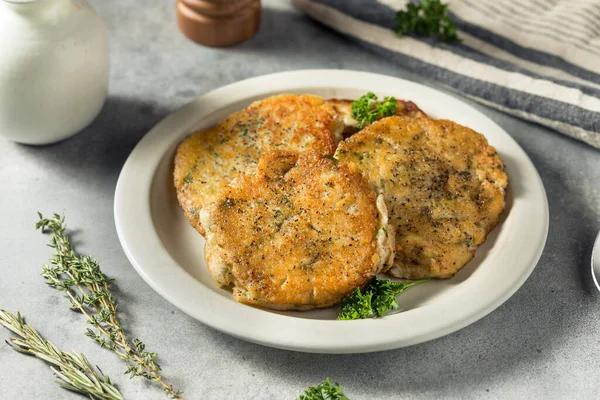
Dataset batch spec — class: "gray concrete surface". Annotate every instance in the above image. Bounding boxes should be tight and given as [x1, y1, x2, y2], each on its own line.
[1, 1, 599, 399]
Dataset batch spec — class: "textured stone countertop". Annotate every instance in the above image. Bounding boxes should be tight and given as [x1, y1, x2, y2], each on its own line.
[1, 1, 599, 399]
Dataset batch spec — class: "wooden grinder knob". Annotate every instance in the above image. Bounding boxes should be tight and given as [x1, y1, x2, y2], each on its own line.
[177, 0, 261, 47]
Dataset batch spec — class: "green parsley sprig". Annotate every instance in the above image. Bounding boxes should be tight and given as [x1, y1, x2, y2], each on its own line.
[395, 0, 459, 43]
[338, 276, 430, 320]
[299, 378, 349, 400]
[351, 92, 398, 130]
[0, 309, 124, 400]
[36, 213, 182, 399]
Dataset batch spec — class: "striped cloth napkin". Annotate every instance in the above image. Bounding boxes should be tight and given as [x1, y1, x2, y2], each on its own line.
[292, 0, 600, 149]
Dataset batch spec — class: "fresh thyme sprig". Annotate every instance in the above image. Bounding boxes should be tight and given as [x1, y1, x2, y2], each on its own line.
[395, 0, 460, 43]
[0, 309, 123, 400]
[36, 213, 182, 399]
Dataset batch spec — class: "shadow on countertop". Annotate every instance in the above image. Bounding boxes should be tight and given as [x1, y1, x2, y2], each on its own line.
[8, 96, 170, 181]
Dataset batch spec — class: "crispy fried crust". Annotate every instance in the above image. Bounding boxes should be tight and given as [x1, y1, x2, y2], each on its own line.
[327, 98, 427, 138]
[201, 150, 392, 310]
[336, 116, 508, 279]
[174, 94, 344, 236]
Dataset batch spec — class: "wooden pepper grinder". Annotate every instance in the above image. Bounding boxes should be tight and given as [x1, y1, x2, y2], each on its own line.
[177, 0, 261, 47]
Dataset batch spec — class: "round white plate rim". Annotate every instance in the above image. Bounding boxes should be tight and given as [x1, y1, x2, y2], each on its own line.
[114, 69, 549, 354]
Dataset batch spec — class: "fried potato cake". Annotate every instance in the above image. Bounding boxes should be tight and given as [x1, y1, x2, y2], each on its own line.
[174, 94, 344, 236]
[327, 98, 426, 138]
[201, 150, 394, 310]
[336, 116, 508, 279]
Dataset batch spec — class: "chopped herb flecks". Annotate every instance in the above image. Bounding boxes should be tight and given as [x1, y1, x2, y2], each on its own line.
[323, 154, 339, 163]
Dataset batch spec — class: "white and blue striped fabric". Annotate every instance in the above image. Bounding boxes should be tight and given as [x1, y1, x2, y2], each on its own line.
[293, 0, 600, 149]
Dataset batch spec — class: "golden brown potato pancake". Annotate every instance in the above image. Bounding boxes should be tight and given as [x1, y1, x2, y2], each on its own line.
[201, 150, 394, 310]
[174, 94, 344, 236]
[336, 116, 508, 279]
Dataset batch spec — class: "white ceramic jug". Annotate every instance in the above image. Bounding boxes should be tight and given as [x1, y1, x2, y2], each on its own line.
[0, 0, 109, 145]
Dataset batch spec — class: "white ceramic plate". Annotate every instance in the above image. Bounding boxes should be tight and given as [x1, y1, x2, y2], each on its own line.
[114, 70, 548, 354]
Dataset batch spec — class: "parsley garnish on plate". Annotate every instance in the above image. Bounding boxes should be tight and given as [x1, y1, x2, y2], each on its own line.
[395, 0, 459, 43]
[299, 378, 349, 400]
[351, 92, 398, 130]
[338, 276, 431, 320]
